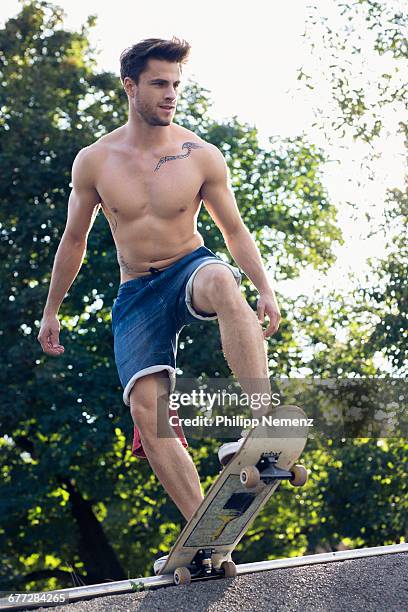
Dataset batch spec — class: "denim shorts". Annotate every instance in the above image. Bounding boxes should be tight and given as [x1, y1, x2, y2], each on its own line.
[111, 245, 242, 457]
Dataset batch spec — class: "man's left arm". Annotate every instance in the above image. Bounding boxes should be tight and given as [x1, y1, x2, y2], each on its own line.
[200, 145, 281, 338]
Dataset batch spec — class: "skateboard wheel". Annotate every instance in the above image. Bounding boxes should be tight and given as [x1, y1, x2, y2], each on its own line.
[221, 560, 237, 577]
[290, 464, 308, 487]
[174, 566, 191, 585]
[240, 466, 260, 488]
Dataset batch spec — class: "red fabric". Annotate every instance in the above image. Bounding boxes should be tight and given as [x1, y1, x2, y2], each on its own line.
[131, 407, 188, 459]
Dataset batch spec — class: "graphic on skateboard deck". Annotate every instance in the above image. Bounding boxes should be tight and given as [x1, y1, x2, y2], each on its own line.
[158, 404, 309, 585]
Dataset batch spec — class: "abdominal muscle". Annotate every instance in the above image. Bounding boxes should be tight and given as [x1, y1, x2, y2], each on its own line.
[105, 209, 205, 283]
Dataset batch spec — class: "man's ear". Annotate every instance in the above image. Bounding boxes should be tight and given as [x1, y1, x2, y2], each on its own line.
[123, 76, 136, 98]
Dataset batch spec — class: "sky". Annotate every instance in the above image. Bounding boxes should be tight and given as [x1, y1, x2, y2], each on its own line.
[1, 0, 406, 303]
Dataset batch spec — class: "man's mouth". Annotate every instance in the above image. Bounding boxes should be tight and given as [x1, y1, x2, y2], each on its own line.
[159, 105, 174, 110]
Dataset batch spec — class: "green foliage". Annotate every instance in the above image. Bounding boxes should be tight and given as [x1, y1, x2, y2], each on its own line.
[129, 578, 145, 592]
[298, 0, 407, 374]
[301, 0, 407, 144]
[363, 126, 408, 373]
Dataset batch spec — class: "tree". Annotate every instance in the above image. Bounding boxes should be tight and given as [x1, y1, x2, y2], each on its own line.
[299, 0, 407, 146]
[277, 0, 408, 555]
[364, 124, 408, 373]
[297, 0, 407, 374]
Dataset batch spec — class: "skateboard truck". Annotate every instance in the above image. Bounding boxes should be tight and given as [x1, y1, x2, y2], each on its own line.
[257, 452, 293, 483]
[173, 548, 237, 584]
[240, 452, 308, 488]
[191, 548, 220, 577]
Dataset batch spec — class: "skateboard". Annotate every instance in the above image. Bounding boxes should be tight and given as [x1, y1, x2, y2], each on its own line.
[158, 404, 309, 585]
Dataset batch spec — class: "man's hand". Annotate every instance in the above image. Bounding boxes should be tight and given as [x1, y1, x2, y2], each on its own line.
[37, 313, 65, 356]
[257, 292, 281, 338]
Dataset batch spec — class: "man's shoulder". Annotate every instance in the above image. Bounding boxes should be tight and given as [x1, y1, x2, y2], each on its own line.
[74, 142, 105, 169]
[71, 130, 120, 188]
[72, 130, 120, 181]
[173, 126, 225, 181]
[76, 125, 126, 161]
[173, 124, 219, 155]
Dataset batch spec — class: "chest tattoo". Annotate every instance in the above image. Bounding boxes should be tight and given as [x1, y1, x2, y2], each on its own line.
[154, 141, 203, 172]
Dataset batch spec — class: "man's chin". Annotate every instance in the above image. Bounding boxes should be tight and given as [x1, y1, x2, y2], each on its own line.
[149, 117, 172, 127]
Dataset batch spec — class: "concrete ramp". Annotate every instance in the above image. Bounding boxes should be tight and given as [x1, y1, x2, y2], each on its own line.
[28, 548, 407, 612]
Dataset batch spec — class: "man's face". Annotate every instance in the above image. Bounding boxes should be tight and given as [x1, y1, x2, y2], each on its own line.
[126, 59, 181, 126]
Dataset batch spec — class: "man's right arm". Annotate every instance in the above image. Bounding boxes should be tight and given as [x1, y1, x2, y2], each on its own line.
[37, 147, 101, 356]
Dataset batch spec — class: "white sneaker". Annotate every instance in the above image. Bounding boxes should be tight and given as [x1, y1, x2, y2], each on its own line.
[153, 554, 168, 575]
[218, 429, 250, 466]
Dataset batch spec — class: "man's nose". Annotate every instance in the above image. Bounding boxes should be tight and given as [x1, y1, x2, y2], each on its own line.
[164, 87, 177, 100]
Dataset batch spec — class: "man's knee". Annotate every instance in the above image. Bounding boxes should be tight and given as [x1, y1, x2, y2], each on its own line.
[194, 265, 241, 311]
[130, 395, 155, 428]
[129, 372, 169, 437]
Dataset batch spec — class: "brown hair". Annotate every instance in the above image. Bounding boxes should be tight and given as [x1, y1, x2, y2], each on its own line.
[120, 37, 191, 84]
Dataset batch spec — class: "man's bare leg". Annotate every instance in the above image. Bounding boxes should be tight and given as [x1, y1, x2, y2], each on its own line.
[192, 266, 273, 419]
[129, 372, 204, 521]
[218, 299, 272, 419]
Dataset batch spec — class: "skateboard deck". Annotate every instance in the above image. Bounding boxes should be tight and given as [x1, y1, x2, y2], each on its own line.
[159, 404, 309, 584]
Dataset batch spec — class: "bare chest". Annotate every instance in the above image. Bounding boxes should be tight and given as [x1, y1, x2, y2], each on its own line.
[96, 150, 203, 222]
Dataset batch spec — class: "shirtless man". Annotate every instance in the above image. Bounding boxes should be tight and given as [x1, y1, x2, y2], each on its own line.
[37, 37, 281, 573]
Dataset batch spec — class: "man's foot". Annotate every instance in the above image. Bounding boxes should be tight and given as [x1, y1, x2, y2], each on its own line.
[153, 554, 168, 575]
[218, 430, 250, 466]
